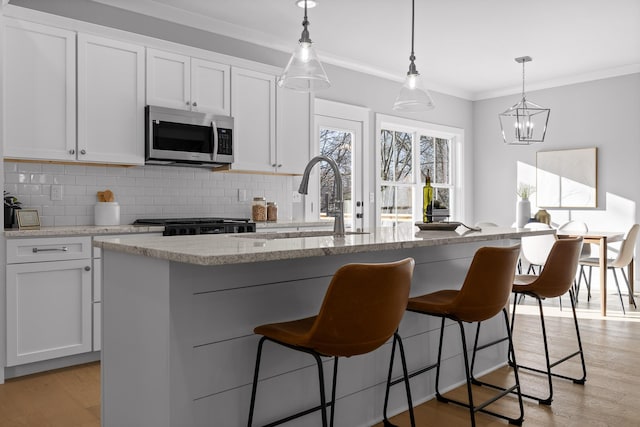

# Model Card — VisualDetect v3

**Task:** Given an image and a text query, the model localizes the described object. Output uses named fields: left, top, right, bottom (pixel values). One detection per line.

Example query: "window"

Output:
left=376, top=114, right=463, bottom=228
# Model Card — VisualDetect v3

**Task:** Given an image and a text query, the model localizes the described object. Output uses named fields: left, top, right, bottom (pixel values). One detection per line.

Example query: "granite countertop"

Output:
left=93, top=226, right=554, bottom=266
left=3, top=220, right=330, bottom=238
left=4, top=224, right=165, bottom=237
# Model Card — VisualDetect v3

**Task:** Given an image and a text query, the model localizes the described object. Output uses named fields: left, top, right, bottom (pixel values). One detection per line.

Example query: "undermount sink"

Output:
left=232, top=230, right=369, bottom=240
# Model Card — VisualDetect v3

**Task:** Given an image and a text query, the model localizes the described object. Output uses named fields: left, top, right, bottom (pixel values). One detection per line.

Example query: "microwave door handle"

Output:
left=211, top=121, right=218, bottom=161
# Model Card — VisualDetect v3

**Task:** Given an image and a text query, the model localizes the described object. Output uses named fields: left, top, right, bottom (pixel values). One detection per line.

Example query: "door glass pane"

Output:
left=320, top=127, right=353, bottom=228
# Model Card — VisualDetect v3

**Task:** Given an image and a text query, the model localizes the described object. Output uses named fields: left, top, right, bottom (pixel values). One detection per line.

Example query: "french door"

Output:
left=309, top=100, right=370, bottom=231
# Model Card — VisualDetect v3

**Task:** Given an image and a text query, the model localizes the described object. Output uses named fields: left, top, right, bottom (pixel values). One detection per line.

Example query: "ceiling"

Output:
left=92, top=0, right=640, bottom=100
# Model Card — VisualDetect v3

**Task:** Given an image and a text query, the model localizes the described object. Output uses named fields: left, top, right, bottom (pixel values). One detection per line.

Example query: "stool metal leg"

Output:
left=510, top=289, right=586, bottom=406
left=248, top=337, right=267, bottom=427
left=612, top=268, right=627, bottom=314
left=383, top=332, right=416, bottom=427
left=247, top=337, right=332, bottom=427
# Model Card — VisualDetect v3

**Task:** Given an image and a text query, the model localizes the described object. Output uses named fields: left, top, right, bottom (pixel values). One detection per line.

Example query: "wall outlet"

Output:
left=292, top=191, right=302, bottom=203
left=51, top=185, right=63, bottom=201
left=238, top=189, right=247, bottom=202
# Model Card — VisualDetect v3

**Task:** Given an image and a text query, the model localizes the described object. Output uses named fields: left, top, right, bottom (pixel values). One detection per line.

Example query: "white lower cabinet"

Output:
left=6, top=237, right=93, bottom=366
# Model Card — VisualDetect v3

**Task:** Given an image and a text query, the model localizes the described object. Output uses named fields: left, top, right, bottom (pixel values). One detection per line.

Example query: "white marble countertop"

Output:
left=4, top=224, right=165, bottom=237
left=93, top=226, right=554, bottom=266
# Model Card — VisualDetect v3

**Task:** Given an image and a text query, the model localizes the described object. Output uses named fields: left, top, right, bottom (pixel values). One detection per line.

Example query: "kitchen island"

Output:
left=94, top=225, right=552, bottom=427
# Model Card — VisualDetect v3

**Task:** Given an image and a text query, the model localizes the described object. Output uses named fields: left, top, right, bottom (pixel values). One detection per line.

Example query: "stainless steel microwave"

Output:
left=145, top=105, right=234, bottom=167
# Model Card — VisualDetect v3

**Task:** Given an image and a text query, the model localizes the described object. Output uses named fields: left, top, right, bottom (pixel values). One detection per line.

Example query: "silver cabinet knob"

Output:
left=277, top=164, right=282, bottom=168
left=84, top=266, right=91, bottom=271
left=69, top=149, right=75, bottom=155
left=186, top=101, right=191, bottom=106
left=80, top=149, right=86, bottom=155
left=192, top=101, right=198, bottom=107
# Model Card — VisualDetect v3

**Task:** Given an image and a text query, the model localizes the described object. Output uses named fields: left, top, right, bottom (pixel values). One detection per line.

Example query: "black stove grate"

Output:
left=134, top=217, right=256, bottom=236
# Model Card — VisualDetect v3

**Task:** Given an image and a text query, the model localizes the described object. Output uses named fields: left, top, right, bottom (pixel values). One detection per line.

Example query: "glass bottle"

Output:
left=252, top=197, right=267, bottom=222
left=422, top=170, right=434, bottom=223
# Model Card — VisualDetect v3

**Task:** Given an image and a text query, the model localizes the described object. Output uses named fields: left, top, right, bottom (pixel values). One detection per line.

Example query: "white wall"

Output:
left=473, top=73, right=640, bottom=231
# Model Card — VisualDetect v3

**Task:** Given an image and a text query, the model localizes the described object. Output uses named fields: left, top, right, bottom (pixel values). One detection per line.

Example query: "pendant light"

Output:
left=393, top=0, right=435, bottom=111
left=499, top=56, right=550, bottom=145
left=278, top=0, right=330, bottom=92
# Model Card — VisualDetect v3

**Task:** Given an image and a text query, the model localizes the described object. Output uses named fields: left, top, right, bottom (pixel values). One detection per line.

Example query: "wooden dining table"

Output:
left=557, top=230, right=628, bottom=316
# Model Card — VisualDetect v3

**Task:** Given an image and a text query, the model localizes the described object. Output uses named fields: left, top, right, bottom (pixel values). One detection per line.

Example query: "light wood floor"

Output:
left=0, top=290, right=637, bottom=426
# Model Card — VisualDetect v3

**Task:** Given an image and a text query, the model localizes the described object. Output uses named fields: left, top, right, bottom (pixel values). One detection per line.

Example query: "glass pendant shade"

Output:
left=393, top=70, right=435, bottom=111
left=393, top=0, right=435, bottom=112
left=278, top=41, right=330, bottom=91
left=499, top=98, right=550, bottom=145
left=278, top=0, right=330, bottom=92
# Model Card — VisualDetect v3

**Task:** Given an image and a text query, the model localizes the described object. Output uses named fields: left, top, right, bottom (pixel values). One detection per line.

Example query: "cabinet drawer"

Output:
left=7, top=236, right=91, bottom=264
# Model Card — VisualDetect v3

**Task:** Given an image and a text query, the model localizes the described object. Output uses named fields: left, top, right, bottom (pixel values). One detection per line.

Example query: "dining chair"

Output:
left=247, top=258, right=416, bottom=427
left=510, top=237, right=586, bottom=405
left=558, top=220, right=591, bottom=296
left=520, top=222, right=556, bottom=274
left=577, top=224, right=639, bottom=314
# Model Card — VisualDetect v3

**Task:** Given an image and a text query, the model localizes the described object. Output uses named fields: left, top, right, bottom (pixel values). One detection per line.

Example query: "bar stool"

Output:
left=510, top=237, right=586, bottom=405
left=386, top=245, right=524, bottom=427
left=247, top=258, right=416, bottom=427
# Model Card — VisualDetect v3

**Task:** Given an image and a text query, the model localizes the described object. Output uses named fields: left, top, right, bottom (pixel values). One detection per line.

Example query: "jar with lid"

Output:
left=267, top=202, right=278, bottom=222
left=252, top=197, right=267, bottom=222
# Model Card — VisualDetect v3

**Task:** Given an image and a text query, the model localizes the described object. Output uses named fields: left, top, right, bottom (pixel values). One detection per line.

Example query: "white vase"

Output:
left=516, top=198, right=531, bottom=228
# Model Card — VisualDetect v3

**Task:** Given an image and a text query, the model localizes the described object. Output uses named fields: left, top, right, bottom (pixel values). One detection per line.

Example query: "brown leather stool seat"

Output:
left=510, top=237, right=587, bottom=405
left=247, top=258, right=416, bottom=427
left=386, top=245, right=524, bottom=427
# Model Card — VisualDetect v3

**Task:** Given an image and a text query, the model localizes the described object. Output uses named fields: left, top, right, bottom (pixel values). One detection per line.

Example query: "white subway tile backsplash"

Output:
left=5, top=162, right=294, bottom=226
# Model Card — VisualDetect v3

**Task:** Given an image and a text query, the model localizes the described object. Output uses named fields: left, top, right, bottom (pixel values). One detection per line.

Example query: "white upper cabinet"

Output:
left=276, top=88, right=311, bottom=175
left=191, top=58, right=231, bottom=115
left=146, top=48, right=230, bottom=115
left=3, top=19, right=76, bottom=161
left=231, top=67, right=311, bottom=174
left=231, top=67, right=276, bottom=172
left=77, top=33, right=145, bottom=165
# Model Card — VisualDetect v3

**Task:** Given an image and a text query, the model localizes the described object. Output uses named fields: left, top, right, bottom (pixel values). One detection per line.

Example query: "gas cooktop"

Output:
left=133, top=217, right=256, bottom=236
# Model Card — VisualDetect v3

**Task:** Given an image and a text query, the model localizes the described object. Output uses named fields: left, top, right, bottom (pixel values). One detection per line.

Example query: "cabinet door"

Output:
left=231, top=67, right=276, bottom=172
left=191, top=58, right=230, bottom=115
left=3, top=19, right=76, bottom=161
left=146, top=48, right=191, bottom=110
left=276, top=88, right=311, bottom=175
left=6, top=259, right=92, bottom=366
left=77, top=34, right=145, bottom=164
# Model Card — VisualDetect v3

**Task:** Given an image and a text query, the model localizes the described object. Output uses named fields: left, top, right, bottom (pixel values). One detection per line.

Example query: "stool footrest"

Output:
left=474, top=335, right=509, bottom=352
left=437, top=386, right=524, bottom=426
left=514, top=360, right=587, bottom=384
left=261, top=402, right=334, bottom=427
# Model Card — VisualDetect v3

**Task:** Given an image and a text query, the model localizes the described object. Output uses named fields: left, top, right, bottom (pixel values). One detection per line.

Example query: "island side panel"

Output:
left=101, top=250, right=172, bottom=427
left=173, top=240, right=510, bottom=426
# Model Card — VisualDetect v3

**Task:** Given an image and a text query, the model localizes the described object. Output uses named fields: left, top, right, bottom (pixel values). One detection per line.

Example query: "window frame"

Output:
left=375, top=114, right=464, bottom=228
